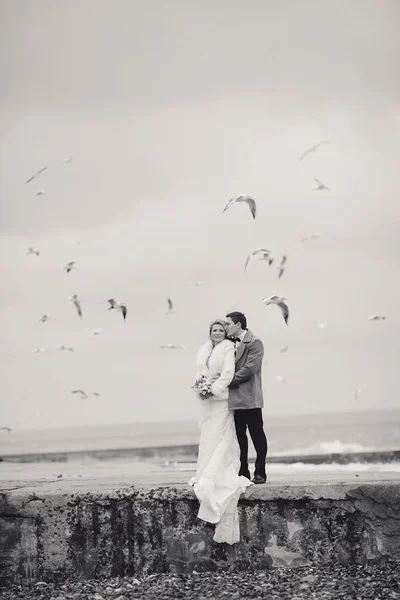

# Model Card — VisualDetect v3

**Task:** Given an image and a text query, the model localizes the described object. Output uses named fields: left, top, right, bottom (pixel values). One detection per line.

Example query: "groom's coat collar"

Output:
left=235, top=329, right=253, bottom=363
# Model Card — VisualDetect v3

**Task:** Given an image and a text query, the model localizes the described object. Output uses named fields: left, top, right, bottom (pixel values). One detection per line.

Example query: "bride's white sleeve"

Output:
left=210, top=345, right=235, bottom=397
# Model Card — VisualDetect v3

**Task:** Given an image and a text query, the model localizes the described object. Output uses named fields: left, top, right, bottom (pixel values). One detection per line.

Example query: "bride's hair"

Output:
left=209, top=319, right=229, bottom=339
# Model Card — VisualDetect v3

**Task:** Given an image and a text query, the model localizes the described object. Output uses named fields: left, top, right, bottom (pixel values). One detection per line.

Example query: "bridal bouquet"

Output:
left=191, top=375, right=214, bottom=400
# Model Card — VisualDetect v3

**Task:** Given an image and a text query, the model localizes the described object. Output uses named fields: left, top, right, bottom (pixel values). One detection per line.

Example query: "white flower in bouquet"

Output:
left=191, top=375, right=214, bottom=400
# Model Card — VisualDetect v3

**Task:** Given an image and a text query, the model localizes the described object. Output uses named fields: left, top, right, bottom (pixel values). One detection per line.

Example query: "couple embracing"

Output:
left=189, top=311, right=267, bottom=545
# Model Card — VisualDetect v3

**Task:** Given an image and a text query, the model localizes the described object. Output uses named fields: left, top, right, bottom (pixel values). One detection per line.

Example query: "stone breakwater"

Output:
left=0, top=479, right=399, bottom=587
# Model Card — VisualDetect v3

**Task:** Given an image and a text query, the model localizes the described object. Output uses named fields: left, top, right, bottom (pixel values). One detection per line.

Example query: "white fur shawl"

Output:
left=195, top=339, right=235, bottom=399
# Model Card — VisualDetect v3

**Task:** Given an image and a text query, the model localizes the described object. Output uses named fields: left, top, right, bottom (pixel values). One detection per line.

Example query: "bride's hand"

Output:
left=210, top=375, right=220, bottom=383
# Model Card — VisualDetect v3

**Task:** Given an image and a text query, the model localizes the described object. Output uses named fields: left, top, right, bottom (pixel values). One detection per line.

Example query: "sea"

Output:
left=1, top=409, right=400, bottom=473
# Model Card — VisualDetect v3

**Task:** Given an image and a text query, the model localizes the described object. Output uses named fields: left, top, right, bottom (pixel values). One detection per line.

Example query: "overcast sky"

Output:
left=1, top=0, right=399, bottom=431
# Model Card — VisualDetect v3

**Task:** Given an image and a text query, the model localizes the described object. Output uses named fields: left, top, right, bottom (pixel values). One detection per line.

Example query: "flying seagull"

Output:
left=58, top=345, right=74, bottom=352
left=32, top=348, right=45, bottom=353
left=166, top=297, right=176, bottom=315
left=313, top=177, right=329, bottom=191
left=189, top=281, right=204, bottom=286
left=301, top=234, right=320, bottom=243
left=0, top=426, right=12, bottom=433
left=244, top=249, right=273, bottom=273
left=63, top=158, right=73, bottom=163
left=260, top=295, right=289, bottom=325
left=27, top=247, right=40, bottom=256
left=64, top=261, right=76, bottom=273
left=71, top=390, right=100, bottom=400
left=26, top=166, right=47, bottom=184
left=68, top=294, right=82, bottom=318
left=318, top=322, right=327, bottom=329
left=39, top=314, right=51, bottom=323
left=89, top=328, right=101, bottom=337
left=258, top=252, right=274, bottom=266
left=368, top=315, right=386, bottom=321
left=277, top=255, right=287, bottom=279
left=280, top=345, right=288, bottom=353
left=298, top=141, right=329, bottom=161
left=276, top=375, right=287, bottom=384
left=223, top=195, right=257, bottom=219
left=106, top=299, right=127, bottom=321
left=71, top=389, right=86, bottom=399
left=160, top=344, right=187, bottom=351
left=34, top=190, right=46, bottom=196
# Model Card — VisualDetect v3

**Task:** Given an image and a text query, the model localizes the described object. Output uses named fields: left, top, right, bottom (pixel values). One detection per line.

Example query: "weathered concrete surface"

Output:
left=1, top=472, right=400, bottom=587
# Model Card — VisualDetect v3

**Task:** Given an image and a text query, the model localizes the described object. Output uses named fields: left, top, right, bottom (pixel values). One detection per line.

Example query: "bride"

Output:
left=189, top=319, right=253, bottom=544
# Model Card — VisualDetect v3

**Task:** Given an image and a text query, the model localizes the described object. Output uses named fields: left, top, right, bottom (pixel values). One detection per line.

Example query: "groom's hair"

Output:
left=226, top=311, right=247, bottom=330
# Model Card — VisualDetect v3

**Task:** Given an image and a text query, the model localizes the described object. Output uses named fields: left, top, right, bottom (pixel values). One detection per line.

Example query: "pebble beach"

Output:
left=2, top=563, right=400, bottom=600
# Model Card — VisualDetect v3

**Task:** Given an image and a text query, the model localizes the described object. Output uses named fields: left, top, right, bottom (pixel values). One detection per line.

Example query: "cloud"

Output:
left=1, top=0, right=399, bottom=114
left=0, top=0, right=399, bottom=429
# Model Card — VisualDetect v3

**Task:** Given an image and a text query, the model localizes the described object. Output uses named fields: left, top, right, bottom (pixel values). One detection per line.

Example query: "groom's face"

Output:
left=225, top=317, right=239, bottom=337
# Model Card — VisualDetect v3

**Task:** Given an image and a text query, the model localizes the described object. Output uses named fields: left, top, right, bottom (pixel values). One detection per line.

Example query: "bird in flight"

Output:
left=68, top=294, right=82, bottom=318
left=71, top=390, right=100, bottom=400
left=89, top=328, right=101, bottom=337
left=0, top=426, right=12, bottom=433
left=166, top=298, right=176, bottom=315
left=276, top=375, right=287, bottom=384
left=26, top=166, right=47, bottom=184
left=244, top=249, right=273, bottom=273
left=58, top=345, right=74, bottom=352
left=277, top=255, right=287, bottom=279
left=63, top=158, right=73, bottom=163
left=368, top=315, right=386, bottom=321
left=313, top=177, right=329, bottom=191
left=260, top=295, right=289, bottom=325
left=27, top=247, right=40, bottom=256
left=223, top=195, right=257, bottom=219
left=39, top=314, right=51, bottom=323
left=106, top=299, right=127, bottom=321
left=301, top=234, right=320, bottom=243
left=32, top=348, right=45, bottom=353
left=298, top=141, right=329, bottom=161
left=64, top=261, right=76, bottom=274
left=34, top=190, right=46, bottom=196
left=160, top=344, right=187, bottom=351
left=280, top=345, right=288, bottom=353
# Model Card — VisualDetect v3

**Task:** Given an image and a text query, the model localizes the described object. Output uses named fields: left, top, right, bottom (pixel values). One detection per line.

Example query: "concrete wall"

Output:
left=1, top=482, right=399, bottom=586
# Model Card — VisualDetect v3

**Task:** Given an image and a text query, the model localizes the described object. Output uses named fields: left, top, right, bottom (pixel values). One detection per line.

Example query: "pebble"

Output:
left=1, top=562, right=399, bottom=600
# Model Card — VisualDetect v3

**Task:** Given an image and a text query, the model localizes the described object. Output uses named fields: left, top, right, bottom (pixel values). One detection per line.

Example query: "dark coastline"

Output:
left=1, top=445, right=400, bottom=464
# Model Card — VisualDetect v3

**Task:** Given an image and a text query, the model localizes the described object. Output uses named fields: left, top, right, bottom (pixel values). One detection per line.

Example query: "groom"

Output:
left=225, top=311, right=268, bottom=484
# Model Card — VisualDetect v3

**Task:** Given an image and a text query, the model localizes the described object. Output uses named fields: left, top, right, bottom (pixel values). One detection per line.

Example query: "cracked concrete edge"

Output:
left=1, top=479, right=398, bottom=507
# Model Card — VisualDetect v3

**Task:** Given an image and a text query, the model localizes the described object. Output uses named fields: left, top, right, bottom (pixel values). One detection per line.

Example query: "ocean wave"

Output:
left=270, top=440, right=379, bottom=457
left=268, top=461, right=400, bottom=473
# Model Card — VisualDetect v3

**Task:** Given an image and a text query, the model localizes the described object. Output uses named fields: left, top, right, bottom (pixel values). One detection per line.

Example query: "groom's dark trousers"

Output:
left=227, top=329, right=268, bottom=480
left=234, top=408, right=267, bottom=480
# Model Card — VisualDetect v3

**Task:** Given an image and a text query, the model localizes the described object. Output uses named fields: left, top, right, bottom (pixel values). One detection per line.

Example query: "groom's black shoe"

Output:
left=252, top=475, right=267, bottom=484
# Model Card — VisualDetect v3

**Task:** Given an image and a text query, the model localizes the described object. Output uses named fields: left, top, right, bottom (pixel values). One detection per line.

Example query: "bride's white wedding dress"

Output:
left=189, top=339, right=253, bottom=544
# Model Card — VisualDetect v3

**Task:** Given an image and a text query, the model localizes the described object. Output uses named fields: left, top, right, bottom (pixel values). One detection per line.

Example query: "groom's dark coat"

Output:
left=228, top=329, right=264, bottom=410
